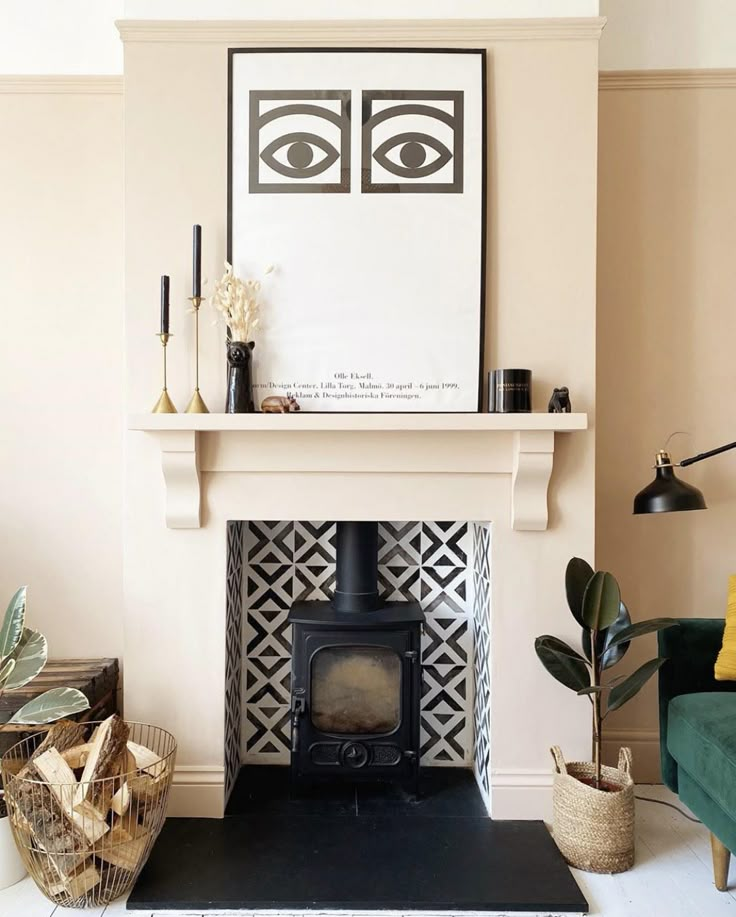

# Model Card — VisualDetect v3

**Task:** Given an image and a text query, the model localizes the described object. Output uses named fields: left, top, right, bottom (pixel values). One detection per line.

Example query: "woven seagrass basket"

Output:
left=550, top=745, right=635, bottom=874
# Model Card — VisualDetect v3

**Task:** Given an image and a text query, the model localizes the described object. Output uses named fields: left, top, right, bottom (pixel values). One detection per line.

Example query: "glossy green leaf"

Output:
left=0, top=586, right=27, bottom=660
left=535, top=636, right=590, bottom=692
left=600, top=602, right=634, bottom=669
left=566, top=558, right=595, bottom=627
left=582, top=572, right=621, bottom=632
left=8, top=687, right=89, bottom=725
left=606, top=618, right=679, bottom=651
left=582, top=600, right=632, bottom=667
left=606, top=657, right=667, bottom=714
left=4, top=628, right=47, bottom=690
left=0, top=657, right=16, bottom=688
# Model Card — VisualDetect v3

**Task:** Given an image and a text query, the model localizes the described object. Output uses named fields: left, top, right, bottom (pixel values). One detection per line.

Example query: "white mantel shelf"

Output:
left=128, top=412, right=588, bottom=531
left=129, top=412, right=587, bottom=433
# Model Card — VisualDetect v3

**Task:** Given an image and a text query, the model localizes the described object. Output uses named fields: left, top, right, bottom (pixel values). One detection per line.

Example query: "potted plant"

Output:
left=0, top=586, right=90, bottom=890
left=535, top=558, right=678, bottom=874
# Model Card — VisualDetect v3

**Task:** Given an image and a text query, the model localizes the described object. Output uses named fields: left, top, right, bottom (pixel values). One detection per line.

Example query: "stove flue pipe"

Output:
left=332, top=521, right=380, bottom=613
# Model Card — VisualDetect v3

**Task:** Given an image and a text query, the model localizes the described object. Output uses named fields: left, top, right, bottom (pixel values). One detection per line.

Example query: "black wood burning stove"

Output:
left=288, top=522, right=424, bottom=793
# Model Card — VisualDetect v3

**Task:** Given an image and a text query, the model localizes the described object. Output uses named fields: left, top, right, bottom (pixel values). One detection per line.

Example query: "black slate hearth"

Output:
left=127, top=767, right=588, bottom=913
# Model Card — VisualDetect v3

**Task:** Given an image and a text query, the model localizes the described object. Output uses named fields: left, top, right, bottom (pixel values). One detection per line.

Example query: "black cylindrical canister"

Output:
left=490, top=369, right=532, bottom=413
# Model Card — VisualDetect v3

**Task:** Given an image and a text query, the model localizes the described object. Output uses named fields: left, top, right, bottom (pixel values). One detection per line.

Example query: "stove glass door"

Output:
left=310, top=644, right=401, bottom=735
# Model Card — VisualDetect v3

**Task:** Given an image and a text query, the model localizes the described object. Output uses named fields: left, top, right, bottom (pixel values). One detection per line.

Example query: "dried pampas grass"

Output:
left=209, top=262, right=273, bottom=342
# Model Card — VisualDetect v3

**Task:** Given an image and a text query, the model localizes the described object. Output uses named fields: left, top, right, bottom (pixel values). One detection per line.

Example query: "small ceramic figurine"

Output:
left=261, top=395, right=301, bottom=413
left=548, top=387, right=572, bottom=413
left=226, top=340, right=256, bottom=413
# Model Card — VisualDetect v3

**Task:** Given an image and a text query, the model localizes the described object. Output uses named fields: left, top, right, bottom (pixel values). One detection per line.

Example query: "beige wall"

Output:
left=597, top=76, right=736, bottom=779
left=0, top=83, right=124, bottom=659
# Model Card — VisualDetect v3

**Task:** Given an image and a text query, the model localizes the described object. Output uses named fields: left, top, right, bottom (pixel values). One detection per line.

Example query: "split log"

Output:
left=78, top=714, right=129, bottom=816
left=8, top=720, right=93, bottom=877
left=12, top=775, right=90, bottom=877
left=32, top=720, right=88, bottom=759
left=128, top=772, right=167, bottom=807
left=127, top=740, right=167, bottom=778
left=32, top=748, right=108, bottom=845
left=16, top=720, right=87, bottom=780
left=112, top=806, right=148, bottom=840
left=46, top=859, right=101, bottom=900
left=60, top=743, right=95, bottom=769
left=110, top=780, right=130, bottom=817
left=96, top=823, right=148, bottom=872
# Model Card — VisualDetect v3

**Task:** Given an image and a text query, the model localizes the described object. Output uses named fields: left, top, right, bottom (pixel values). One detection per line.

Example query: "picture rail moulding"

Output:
left=115, top=18, right=607, bottom=45
left=599, top=69, right=736, bottom=91
left=128, top=412, right=588, bottom=532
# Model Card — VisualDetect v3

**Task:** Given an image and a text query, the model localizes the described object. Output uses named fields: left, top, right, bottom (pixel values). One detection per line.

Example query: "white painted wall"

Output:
left=600, top=0, right=736, bottom=70
left=0, top=87, right=124, bottom=659
left=0, top=1, right=123, bottom=75
left=123, top=1, right=599, bottom=20
left=6, top=1, right=736, bottom=76
left=0, top=1, right=599, bottom=75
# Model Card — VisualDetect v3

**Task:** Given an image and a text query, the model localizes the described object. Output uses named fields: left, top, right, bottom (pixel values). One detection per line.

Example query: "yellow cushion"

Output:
left=715, top=575, right=736, bottom=680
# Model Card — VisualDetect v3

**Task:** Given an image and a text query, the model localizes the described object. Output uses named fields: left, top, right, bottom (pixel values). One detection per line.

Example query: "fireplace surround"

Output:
left=122, top=15, right=600, bottom=821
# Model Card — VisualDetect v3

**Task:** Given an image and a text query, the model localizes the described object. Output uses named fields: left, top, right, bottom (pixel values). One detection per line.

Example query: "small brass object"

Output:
left=185, top=295, right=209, bottom=414
left=152, top=332, right=177, bottom=414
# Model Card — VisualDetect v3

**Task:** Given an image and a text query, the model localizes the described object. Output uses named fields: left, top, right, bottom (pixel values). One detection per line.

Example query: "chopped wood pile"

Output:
left=4, top=715, right=169, bottom=901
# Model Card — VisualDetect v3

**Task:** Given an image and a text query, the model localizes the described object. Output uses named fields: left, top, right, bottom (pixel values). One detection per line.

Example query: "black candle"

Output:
left=192, top=224, right=202, bottom=298
left=160, top=274, right=170, bottom=334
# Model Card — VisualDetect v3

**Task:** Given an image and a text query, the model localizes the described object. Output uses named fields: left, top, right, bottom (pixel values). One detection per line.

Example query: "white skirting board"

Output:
left=167, top=764, right=226, bottom=818
left=491, top=770, right=554, bottom=822
left=167, top=764, right=563, bottom=820
left=166, top=736, right=663, bottom=820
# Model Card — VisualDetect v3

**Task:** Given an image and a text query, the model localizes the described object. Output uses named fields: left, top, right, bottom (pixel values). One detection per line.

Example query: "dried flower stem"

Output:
left=210, top=261, right=271, bottom=342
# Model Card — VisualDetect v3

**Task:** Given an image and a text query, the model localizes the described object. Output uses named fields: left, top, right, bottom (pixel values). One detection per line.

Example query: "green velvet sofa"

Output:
left=659, top=619, right=736, bottom=890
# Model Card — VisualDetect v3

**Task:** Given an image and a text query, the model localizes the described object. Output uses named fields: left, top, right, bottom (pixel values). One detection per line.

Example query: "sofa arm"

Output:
left=658, top=619, right=734, bottom=790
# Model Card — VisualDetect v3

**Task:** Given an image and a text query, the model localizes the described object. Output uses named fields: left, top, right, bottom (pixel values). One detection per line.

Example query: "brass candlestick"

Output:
left=185, top=295, right=209, bottom=413
left=152, top=332, right=177, bottom=413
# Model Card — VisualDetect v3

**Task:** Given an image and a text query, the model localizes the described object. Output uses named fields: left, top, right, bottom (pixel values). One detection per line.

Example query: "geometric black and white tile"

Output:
left=224, top=521, right=245, bottom=804
left=236, top=520, right=491, bottom=774
left=471, top=522, right=492, bottom=809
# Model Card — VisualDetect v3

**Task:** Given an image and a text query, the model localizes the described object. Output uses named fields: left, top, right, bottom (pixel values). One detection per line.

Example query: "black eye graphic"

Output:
left=362, top=92, right=463, bottom=194
left=372, top=132, right=452, bottom=179
left=260, top=131, right=340, bottom=179
left=250, top=92, right=351, bottom=194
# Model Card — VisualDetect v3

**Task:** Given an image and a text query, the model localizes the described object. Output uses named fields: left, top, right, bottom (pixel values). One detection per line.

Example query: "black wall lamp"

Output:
left=633, top=440, right=736, bottom=514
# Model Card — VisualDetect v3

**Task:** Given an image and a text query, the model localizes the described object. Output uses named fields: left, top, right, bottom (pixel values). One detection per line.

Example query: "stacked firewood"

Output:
left=4, top=715, right=169, bottom=900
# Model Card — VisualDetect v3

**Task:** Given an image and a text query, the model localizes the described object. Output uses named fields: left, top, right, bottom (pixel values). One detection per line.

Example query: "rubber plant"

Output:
left=0, top=586, right=89, bottom=817
left=535, top=558, right=678, bottom=789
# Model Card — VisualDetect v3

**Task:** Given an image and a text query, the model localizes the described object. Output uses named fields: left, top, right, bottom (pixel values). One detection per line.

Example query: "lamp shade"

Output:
left=633, top=458, right=707, bottom=515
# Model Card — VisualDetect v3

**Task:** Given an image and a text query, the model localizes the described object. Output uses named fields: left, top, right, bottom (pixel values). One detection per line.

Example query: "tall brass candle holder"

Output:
left=185, top=295, right=209, bottom=413
left=152, top=332, right=177, bottom=413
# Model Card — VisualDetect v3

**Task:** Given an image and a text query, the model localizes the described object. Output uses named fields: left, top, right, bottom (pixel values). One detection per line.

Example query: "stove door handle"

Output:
left=291, top=695, right=306, bottom=752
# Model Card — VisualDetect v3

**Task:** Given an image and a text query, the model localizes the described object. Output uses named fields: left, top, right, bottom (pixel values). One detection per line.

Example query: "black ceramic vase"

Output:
left=226, top=340, right=256, bottom=413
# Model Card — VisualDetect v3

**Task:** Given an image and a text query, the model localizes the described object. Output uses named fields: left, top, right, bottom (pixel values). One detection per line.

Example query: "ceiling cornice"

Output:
left=115, top=17, right=606, bottom=44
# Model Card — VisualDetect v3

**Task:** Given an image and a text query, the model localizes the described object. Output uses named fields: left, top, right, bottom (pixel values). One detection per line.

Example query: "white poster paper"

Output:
left=229, top=50, right=485, bottom=412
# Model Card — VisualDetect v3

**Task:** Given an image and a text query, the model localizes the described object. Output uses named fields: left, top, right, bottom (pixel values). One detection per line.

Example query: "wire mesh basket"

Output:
left=1, top=721, right=176, bottom=908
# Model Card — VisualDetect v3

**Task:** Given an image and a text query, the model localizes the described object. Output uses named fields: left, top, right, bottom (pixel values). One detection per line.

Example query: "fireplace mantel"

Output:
left=128, top=412, right=587, bottom=532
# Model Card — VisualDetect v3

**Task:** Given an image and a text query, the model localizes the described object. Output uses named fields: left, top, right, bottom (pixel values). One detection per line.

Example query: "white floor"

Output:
left=0, top=787, right=733, bottom=917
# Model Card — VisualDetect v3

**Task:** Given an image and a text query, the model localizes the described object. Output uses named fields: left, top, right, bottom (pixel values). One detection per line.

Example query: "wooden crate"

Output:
left=0, top=658, right=119, bottom=755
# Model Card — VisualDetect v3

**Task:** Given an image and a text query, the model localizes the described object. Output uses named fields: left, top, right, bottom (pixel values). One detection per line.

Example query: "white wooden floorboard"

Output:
left=0, top=787, right=731, bottom=917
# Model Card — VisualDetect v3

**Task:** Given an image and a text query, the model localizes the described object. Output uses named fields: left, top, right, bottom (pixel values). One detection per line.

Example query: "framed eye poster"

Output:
left=228, top=49, right=486, bottom=412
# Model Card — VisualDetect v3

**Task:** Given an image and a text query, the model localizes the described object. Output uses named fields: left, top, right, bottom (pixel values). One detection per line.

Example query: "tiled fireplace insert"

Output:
left=224, top=520, right=492, bottom=808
